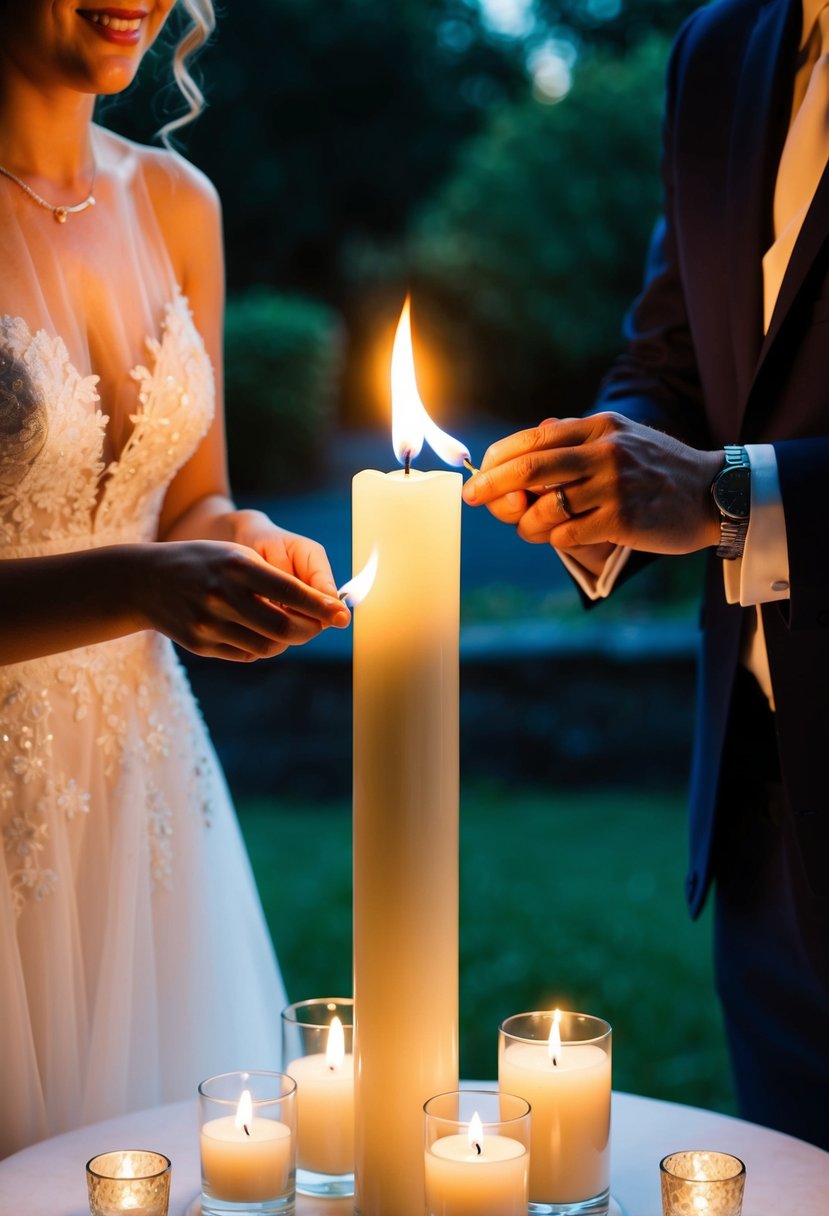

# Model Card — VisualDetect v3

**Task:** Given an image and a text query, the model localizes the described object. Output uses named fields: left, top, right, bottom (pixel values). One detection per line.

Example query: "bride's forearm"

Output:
left=160, top=497, right=274, bottom=549
left=158, top=493, right=238, bottom=542
left=0, top=545, right=153, bottom=666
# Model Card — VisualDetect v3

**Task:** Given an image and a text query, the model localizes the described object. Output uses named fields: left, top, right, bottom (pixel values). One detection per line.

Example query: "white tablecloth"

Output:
left=1, top=1091, right=826, bottom=1216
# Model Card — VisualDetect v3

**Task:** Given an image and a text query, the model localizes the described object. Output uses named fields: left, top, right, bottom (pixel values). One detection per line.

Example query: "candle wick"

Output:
left=243, top=1123, right=251, bottom=1137
left=404, top=452, right=411, bottom=476
left=474, top=1141, right=482, bottom=1156
left=552, top=1056, right=559, bottom=1068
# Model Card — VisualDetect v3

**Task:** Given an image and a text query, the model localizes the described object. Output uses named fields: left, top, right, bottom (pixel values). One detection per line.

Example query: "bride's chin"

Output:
left=88, top=55, right=145, bottom=96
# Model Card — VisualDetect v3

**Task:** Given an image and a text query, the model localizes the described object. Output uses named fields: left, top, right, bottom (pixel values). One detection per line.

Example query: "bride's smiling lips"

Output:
left=77, top=7, right=149, bottom=46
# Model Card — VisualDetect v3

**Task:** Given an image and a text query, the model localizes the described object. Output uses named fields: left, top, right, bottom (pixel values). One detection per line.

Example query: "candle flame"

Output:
left=326, top=1015, right=345, bottom=1070
left=548, top=1008, right=562, bottom=1067
left=235, top=1088, right=253, bottom=1136
left=390, top=296, right=471, bottom=469
left=337, top=547, right=378, bottom=607
left=115, top=1153, right=140, bottom=1208
left=468, top=1111, right=484, bottom=1156
left=391, top=296, right=424, bottom=466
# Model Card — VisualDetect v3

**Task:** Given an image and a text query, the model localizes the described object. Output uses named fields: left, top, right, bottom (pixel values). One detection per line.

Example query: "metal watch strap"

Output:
left=715, top=445, right=750, bottom=561
left=717, top=517, right=747, bottom=560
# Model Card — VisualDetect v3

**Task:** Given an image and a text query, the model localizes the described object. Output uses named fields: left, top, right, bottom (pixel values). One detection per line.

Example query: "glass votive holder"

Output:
left=660, top=1150, right=746, bottom=1216
left=86, top=1150, right=171, bottom=1216
left=499, top=1010, right=612, bottom=1216
left=198, top=1070, right=297, bottom=1216
left=424, top=1089, right=530, bottom=1216
left=281, top=997, right=354, bottom=1198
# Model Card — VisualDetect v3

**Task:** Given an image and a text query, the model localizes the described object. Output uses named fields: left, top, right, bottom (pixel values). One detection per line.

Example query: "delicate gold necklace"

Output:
left=0, top=162, right=96, bottom=223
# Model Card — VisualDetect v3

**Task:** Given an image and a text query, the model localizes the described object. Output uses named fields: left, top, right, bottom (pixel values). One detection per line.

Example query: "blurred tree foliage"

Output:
left=100, top=0, right=703, bottom=428
left=101, top=0, right=524, bottom=297
left=224, top=290, right=342, bottom=493
left=348, top=35, right=671, bottom=423
left=533, top=0, right=698, bottom=50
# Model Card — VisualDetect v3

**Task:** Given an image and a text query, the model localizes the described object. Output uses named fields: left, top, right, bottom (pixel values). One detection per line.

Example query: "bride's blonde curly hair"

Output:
left=159, top=0, right=217, bottom=147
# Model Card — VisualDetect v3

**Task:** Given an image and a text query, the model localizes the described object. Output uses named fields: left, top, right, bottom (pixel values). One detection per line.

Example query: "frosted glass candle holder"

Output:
left=660, top=1150, right=746, bottom=1216
left=198, top=1071, right=296, bottom=1216
left=281, top=997, right=354, bottom=1198
left=499, top=1010, right=612, bottom=1216
left=86, top=1150, right=171, bottom=1216
left=424, top=1089, right=530, bottom=1216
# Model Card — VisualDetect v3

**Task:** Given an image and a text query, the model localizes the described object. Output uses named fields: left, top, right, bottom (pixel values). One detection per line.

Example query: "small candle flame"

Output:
left=390, top=296, right=470, bottom=469
left=116, top=1154, right=136, bottom=1179
left=548, top=1008, right=562, bottom=1067
left=422, top=415, right=472, bottom=469
left=468, top=1111, right=484, bottom=1156
left=326, top=1015, right=345, bottom=1071
left=115, top=1153, right=140, bottom=1209
left=235, top=1088, right=253, bottom=1137
left=338, top=547, right=378, bottom=607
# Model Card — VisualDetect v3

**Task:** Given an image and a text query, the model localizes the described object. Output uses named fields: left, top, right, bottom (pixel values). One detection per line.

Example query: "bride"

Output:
left=0, top=0, right=350, bottom=1158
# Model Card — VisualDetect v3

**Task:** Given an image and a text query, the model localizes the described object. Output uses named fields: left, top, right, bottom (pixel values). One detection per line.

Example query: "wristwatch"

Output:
left=711, top=445, right=751, bottom=560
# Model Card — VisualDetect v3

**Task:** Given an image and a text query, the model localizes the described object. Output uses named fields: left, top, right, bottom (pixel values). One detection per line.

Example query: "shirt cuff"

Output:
left=558, top=545, right=632, bottom=601
left=722, top=444, right=790, bottom=605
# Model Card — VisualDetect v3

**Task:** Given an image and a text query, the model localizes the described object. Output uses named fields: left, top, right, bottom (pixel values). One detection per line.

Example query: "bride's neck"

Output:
left=0, top=79, right=96, bottom=184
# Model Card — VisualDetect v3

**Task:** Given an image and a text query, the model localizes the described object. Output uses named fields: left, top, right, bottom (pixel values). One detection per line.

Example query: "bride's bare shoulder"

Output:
left=96, top=127, right=221, bottom=277
left=97, top=126, right=218, bottom=204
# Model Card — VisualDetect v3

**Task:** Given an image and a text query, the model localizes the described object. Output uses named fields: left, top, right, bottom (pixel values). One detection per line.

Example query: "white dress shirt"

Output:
left=559, top=447, right=789, bottom=707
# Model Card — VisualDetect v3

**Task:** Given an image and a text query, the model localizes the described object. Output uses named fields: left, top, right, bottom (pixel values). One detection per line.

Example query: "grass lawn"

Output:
left=238, top=785, right=735, bottom=1115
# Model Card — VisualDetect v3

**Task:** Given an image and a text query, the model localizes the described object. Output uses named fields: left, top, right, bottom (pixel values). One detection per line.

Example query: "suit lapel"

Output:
left=756, top=159, right=829, bottom=369
left=727, top=0, right=800, bottom=426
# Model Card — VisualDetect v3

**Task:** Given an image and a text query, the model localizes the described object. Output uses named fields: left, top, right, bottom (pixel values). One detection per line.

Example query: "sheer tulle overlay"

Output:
left=0, top=128, right=286, bottom=1158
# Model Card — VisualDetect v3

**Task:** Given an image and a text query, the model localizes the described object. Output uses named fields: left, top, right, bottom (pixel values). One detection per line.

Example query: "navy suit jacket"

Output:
left=592, top=0, right=829, bottom=915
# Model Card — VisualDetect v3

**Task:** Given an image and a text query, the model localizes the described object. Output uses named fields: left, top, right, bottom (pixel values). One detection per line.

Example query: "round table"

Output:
left=1, top=1090, right=826, bottom=1216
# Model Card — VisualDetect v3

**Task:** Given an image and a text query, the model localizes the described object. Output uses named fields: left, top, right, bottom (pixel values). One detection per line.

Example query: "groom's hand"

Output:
left=463, top=412, right=722, bottom=556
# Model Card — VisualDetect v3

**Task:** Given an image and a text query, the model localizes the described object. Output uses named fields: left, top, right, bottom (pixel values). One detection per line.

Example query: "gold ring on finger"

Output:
left=549, top=484, right=573, bottom=520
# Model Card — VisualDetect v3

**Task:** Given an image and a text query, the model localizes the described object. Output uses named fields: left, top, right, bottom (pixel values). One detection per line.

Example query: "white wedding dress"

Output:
left=0, top=129, right=287, bottom=1158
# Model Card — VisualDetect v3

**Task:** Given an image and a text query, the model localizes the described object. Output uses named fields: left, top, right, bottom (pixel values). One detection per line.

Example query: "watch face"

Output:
left=714, top=466, right=751, bottom=519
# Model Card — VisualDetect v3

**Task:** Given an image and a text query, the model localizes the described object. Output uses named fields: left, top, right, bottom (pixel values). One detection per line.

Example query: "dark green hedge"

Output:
left=224, top=290, right=343, bottom=494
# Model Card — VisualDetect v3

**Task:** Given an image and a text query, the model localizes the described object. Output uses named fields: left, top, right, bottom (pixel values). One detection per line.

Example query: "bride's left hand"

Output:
left=228, top=509, right=348, bottom=630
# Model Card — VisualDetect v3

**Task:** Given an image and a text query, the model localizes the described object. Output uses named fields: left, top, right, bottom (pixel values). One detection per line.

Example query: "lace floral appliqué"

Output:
left=0, top=294, right=218, bottom=916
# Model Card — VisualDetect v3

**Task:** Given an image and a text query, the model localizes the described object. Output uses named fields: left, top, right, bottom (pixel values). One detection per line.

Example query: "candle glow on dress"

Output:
left=352, top=296, right=464, bottom=1216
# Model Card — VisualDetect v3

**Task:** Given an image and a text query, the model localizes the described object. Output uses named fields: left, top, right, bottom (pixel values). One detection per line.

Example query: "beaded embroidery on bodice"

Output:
left=0, top=292, right=216, bottom=916
left=0, top=290, right=213, bottom=554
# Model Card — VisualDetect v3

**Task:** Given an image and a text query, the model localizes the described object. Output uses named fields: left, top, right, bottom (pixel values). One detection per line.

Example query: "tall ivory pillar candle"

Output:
left=352, top=466, right=461, bottom=1216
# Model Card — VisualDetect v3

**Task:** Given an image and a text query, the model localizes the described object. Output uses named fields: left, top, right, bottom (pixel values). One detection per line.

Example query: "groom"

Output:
left=463, top=0, right=829, bottom=1150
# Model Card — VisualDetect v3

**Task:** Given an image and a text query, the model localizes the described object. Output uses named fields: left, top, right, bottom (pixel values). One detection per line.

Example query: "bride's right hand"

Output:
left=132, top=540, right=351, bottom=662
